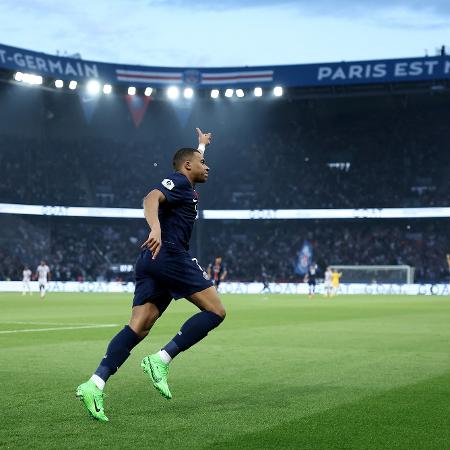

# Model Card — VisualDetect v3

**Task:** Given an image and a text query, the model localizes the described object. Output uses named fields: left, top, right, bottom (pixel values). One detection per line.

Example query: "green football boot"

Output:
left=141, top=354, right=172, bottom=400
left=76, top=380, right=109, bottom=422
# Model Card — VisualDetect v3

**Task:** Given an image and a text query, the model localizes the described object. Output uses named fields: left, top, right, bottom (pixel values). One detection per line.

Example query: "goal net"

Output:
left=329, top=265, right=415, bottom=284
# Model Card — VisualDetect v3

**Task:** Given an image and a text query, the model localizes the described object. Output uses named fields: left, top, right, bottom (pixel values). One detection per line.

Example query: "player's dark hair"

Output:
left=172, top=148, right=200, bottom=170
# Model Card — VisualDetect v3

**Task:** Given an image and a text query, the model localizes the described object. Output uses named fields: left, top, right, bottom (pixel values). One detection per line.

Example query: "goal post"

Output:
left=329, top=265, right=415, bottom=284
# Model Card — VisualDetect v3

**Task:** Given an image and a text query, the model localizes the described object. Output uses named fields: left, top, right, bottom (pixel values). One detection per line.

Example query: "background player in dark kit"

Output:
left=305, top=263, right=318, bottom=298
left=76, top=128, right=226, bottom=422
left=207, top=256, right=228, bottom=288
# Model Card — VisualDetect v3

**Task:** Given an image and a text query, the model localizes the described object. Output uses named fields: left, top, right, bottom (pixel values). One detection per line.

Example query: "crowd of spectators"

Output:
left=0, top=85, right=449, bottom=284
left=0, top=217, right=448, bottom=283
left=0, top=89, right=449, bottom=209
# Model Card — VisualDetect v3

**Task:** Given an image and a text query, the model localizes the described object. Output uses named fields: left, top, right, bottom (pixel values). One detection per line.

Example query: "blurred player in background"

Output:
left=36, top=260, right=50, bottom=299
left=76, top=128, right=225, bottom=423
left=304, top=263, right=318, bottom=298
left=261, top=266, right=271, bottom=293
left=207, top=256, right=227, bottom=289
left=323, top=266, right=332, bottom=298
left=331, top=269, right=342, bottom=297
left=22, top=265, right=32, bottom=296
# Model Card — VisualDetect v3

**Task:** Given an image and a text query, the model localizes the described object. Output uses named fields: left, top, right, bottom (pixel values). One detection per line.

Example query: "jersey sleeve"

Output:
left=153, top=174, right=188, bottom=204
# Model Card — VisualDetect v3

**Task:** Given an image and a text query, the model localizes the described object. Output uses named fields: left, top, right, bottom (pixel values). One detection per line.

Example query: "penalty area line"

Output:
left=0, top=324, right=119, bottom=334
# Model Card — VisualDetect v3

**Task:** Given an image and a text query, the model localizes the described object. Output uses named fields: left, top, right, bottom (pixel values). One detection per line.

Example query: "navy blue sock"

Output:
left=94, top=325, right=142, bottom=382
left=162, top=311, right=224, bottom=359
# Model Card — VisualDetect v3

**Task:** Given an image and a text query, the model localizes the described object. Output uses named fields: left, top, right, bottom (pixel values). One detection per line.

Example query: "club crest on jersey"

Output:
left=162, top=179, right=175, bottom=190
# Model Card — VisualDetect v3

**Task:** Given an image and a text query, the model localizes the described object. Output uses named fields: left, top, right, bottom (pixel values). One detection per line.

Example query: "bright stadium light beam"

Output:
left=167, top=86, right=180, bottom=100
left=69, top=80, right=77, bottom=90
left=144, top=87, right=153, bottom=97
left=14, top=72, right=23, bottom=82
left=225, top=88, right=234, bottom=98
left=274, top=86, right=283, bottom=97
left=55, top=80, right=64, bottom=88
left=236, top=89, right=245, bottom=98
left=103, top=84, right=112, bottom=94
left=210, top=89, right=220, bottom=99
left=21, top=73, right=42, bottom=85
left=22, top=73, right=32, bottom=84
left=87, top=80, right=100, bottom=95
left=254, top=87, right=262, bottom=97
left=183, top=87, right=194, bottom=99
left=128, top=86, right=136, bottom=96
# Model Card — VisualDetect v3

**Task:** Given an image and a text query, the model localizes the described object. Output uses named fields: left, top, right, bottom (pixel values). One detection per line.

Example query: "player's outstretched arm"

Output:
left=196, top=127, right=212, bottom=155
left=141, top=189, right=165, bottom=259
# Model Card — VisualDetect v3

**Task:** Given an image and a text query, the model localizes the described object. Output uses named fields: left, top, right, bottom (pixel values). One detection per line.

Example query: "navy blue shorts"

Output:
left=132, top=245, right=213, bottom=314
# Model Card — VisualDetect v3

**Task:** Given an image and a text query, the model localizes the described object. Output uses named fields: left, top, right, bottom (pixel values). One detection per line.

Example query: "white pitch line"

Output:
left=0, top=321, right=113, bottom=326
left=0, top=324, right=119, bottom=334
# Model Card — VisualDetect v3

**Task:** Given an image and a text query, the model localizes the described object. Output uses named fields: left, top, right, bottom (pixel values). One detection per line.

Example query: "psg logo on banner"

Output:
left=125, top=95, right=152, bottom=128
left=183, top=70, right=201, bottom=85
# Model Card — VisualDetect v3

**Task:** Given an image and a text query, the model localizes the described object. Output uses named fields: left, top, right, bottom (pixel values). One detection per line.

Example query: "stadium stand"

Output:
left=0, top=53, right=449, bottom=285
left=0, top=85, right=449, bottom=209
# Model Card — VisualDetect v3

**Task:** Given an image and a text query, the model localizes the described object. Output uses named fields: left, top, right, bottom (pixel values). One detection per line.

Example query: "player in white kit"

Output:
left=323, top=266, right=332, bottom=298
left=22, top=266, right=32, bottom=296
left=36, top=260, right=50, bottom=299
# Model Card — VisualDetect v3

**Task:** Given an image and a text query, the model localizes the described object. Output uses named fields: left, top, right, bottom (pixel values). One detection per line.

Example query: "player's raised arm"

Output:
left=196, top=127, right=212, bottom=155
left=141, top=189, right=166, bottom=259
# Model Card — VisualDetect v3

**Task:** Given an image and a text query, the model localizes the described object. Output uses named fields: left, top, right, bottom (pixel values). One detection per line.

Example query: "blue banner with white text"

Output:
left=1, top=43, right=450, bottom=88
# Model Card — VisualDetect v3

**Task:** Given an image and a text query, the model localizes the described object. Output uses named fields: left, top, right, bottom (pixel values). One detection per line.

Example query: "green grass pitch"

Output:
left=1, top=292, right=449, bottom=449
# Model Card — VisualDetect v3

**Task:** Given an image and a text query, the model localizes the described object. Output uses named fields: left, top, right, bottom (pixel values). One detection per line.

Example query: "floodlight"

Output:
left=69, top=80, right=77, bottom=90
left=14, top=72, right=23, bottom=82
left=210, top=89, right=219, bottom=99
left=167, top=86, right=180, bottom=99
left=254, top=87, right=262, bottom=97
left=144, top=87, right=153, bottom=97
left=236, top=89, right=244, bottom=98
left=87, top=80, right=100, bottom=94
left=224, top=89, right=233, bottom=98
left=184, top=87, right=194, bottom=99
left=128, top=86, right=136, bottom=96
left=55, top=80, right=64, bottom=88
left=103, top=84, right=112, bottom=94
left=274, top=86, right=283, bottom=97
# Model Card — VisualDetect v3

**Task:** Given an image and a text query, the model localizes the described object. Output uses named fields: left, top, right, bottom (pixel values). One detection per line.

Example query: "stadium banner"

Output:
left=1, top=281, right=449, bottom=296
left=1, top=203, right=450, bottom=219
left=1, top=43, right=450, bottom=88
left=78, top=91, right=100, bottom=123
left=295, top=240, right=312, bottom=275
left=125, top=95, right=152, bottom=128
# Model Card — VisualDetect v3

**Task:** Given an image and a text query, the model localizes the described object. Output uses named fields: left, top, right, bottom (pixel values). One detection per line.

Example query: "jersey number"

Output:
left=191, top=258, right=204, bottom=272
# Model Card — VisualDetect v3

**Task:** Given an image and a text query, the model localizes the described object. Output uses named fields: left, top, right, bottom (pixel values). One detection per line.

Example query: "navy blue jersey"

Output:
left=307, top=266, right=317, bottom=282
left=208, top=262, right=226, bottom=283
left=153, top=172, right=198, bottom=250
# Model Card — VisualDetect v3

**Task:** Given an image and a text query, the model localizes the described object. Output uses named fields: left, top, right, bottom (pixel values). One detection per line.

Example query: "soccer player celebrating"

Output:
left=76, top=128, right=226, bottom=422
left=36, top=260, right=50, bottom=299
left=207, top=256, right=227, bottom=289
left=22, top=265, right=32, bottom=296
